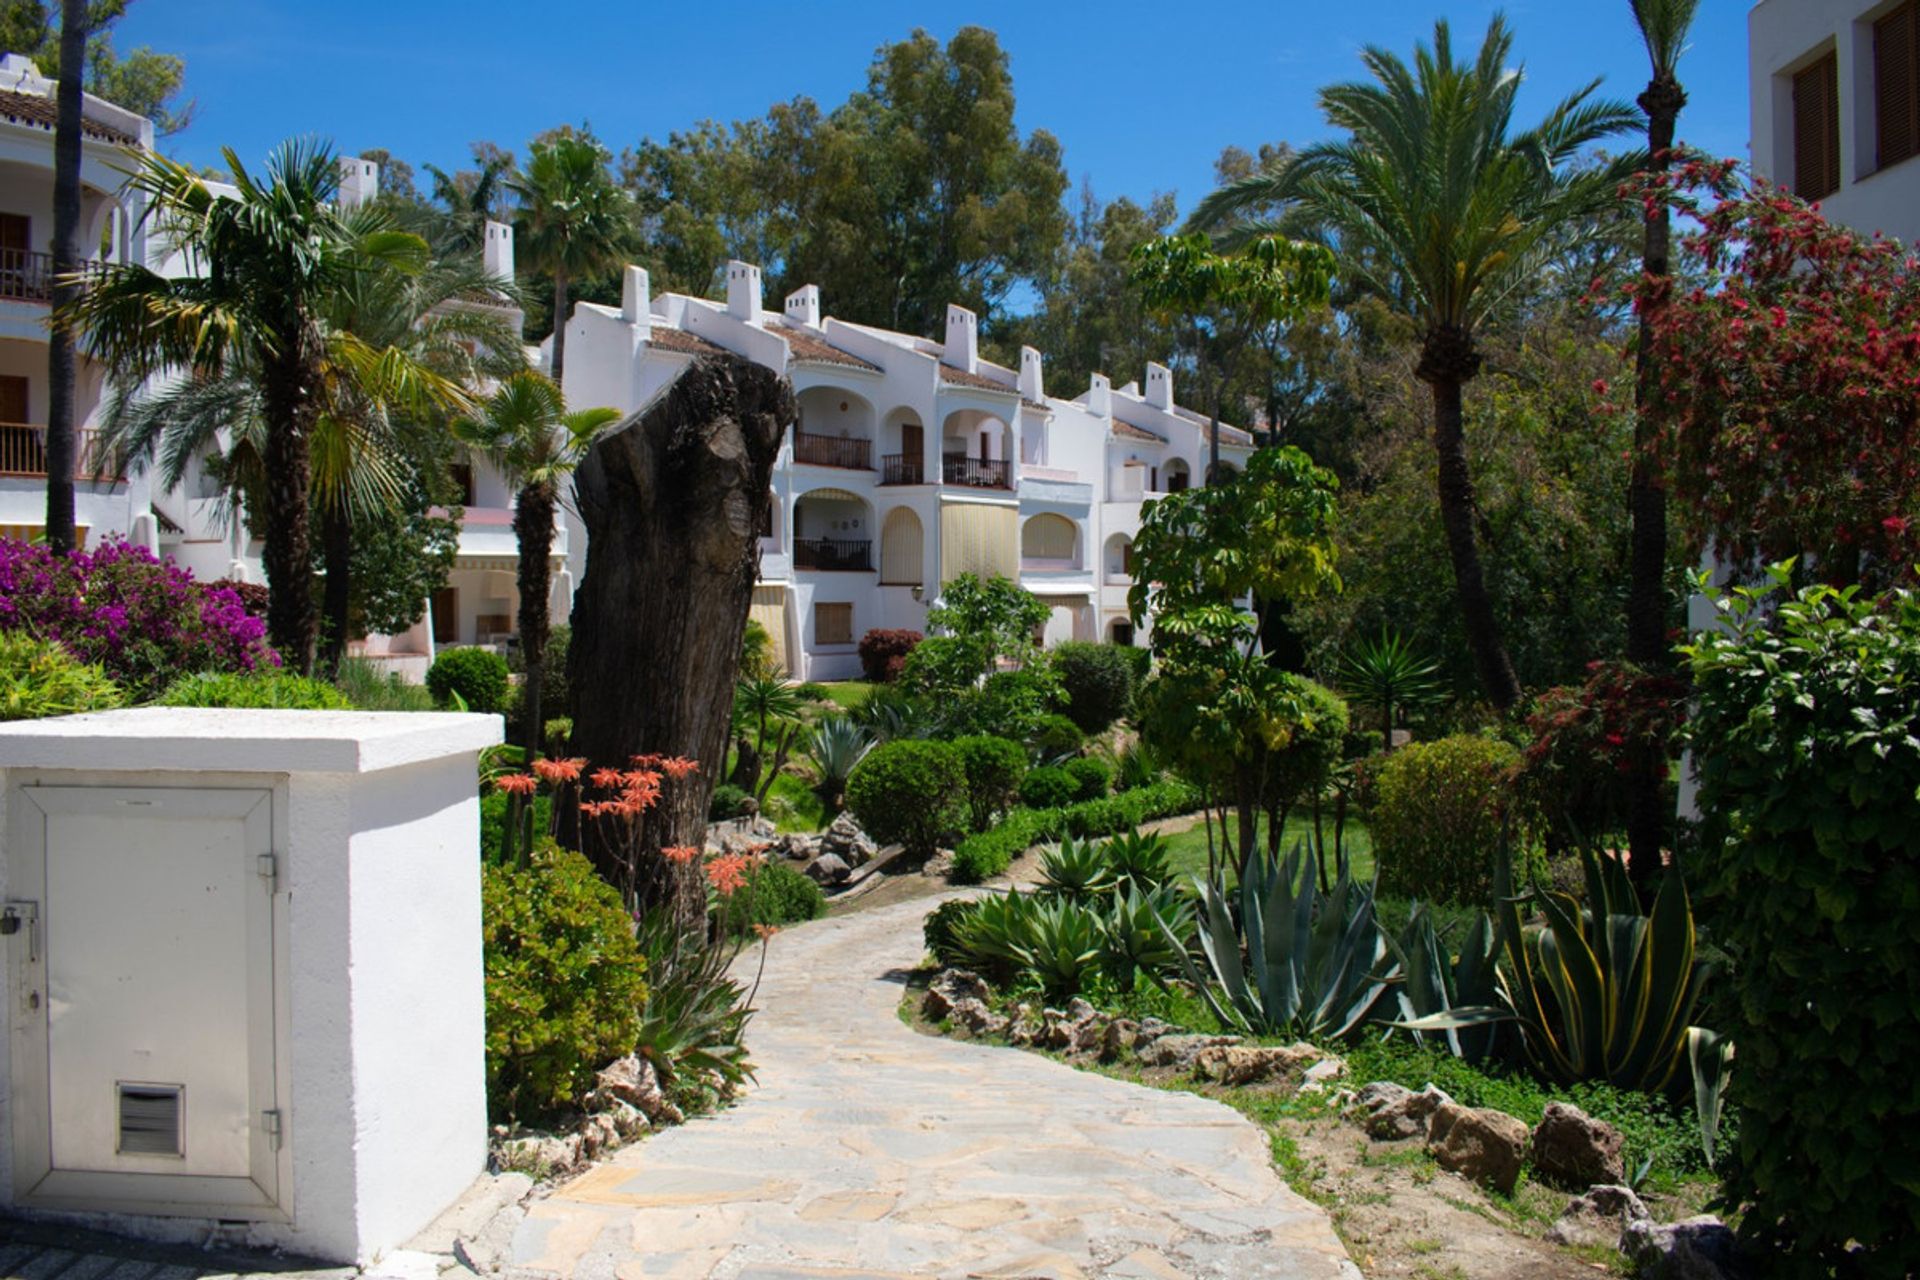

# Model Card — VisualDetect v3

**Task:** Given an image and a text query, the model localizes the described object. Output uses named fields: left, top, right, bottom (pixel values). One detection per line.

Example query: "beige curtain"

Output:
left=940, top=501, right=1018, bottom=583
left=879, top=506, right=924, bottom=585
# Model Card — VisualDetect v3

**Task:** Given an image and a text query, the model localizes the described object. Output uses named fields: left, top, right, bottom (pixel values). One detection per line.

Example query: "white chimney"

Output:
left=726, top=260, right=763, bottom=324
left=483, top=221, right=514, bottom=283
left=784, top=284, right=821, bottom=328
left=338, top=156, right=379, bottom=209
left=621, top=265, right=652, bottom=339
left=1145, top=361, right=1174, bottom=411
left=1087, top=372, right=1112, bottom=418
left=943, top=304, right=979, bottom=373
left=1019, top=346, right=1044, bottom=402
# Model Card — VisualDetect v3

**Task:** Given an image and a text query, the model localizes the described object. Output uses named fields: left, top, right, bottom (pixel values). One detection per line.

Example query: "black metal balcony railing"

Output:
left=794, top=537, right=873, bottom=572
left=942, top=455, right=1012, bottom=489
left=0, top=248, right=107, bottom=304
left=880, top=453, right=925, bottom=485
left=0, top=424, right=120, bottom=480
left=793, top=430, right=872, bottom=470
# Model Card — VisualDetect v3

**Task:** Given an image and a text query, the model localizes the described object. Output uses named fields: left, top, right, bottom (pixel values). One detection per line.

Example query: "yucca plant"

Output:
left=1101, top=830, right=1174, bottom=891
left=1385, top=904, right=1504, bottom=1063
left=1336, top=628, right=1444, bottom=751
left=1103, top=883, right=1193, bottom=991
left=1165, top=841, right=1396, bottom=1040
left=1036, top=838, right=1114, bottom=901
left=807, top=714, right=874, bottom=815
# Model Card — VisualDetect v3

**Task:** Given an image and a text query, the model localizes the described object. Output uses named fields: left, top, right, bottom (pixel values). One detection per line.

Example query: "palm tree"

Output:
left=42, top=0, right=89, bottom=553
left=420, top=152, right=512, bottom=255
left=509, top=134, right=629, bottom=388
left=457, top=372, right=617, bottom=753
left=1190, top=17, right=1640, bottom=711
left=1622, top=0, right=1698, bottom=894
left=65, top=139, right=432, bottom=672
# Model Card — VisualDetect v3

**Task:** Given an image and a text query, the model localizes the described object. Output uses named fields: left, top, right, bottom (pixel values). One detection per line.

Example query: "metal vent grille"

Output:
left=117, top=1084, right=183, bottom=1156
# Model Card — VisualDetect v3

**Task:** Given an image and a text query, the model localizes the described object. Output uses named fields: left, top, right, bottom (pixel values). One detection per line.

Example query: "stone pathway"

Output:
left=510, top=895, right=1358, bottom=1280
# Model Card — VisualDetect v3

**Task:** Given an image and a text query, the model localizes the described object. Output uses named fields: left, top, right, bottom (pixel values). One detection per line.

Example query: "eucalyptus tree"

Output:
left=456, top=372, right=617, bottom=753
left=1190, top=17, right=1640, bottom=710
left=509, top=133, right=629, bottom=387
left=66, top=139, right=435, bottom=671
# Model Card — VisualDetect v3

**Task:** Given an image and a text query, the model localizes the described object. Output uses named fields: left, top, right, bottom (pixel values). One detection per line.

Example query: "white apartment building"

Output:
left=1750, top=0, right=1920, bottom=242
left=560, top=261, right=1252, bottom=680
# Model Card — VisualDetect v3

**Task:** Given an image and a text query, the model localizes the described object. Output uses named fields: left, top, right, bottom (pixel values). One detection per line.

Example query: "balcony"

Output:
left=881, top=453, right=925, bottom=485
left=942, top=455, right=1011, bottom=490
left=0, top=424, right=119, bottom=480
left=794, top=536, right=873, bottom=572
left=793, top=430, right=872, bottom=471
left=0, top=249, right=106, bottom=305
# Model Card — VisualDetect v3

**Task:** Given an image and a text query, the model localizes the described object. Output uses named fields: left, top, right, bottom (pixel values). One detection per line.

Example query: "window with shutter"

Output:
left=814, top=602, right=853, bottom=646
left=1794, top=51, right=1842, bottom=199
left=1878, top=1, right=1920, bottom=171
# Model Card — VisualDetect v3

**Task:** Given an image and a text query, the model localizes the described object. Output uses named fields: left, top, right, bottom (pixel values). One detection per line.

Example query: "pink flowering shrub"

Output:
left=0, top=537, right=276, bottom=700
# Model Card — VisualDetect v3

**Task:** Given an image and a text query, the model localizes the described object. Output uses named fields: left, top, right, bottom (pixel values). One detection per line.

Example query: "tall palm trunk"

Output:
left=548, top=269, right=570, bottom=388
left=43, top=0, right=89, bottom=554
left=1420, top=325, right=1522, bottom=711
left=260, top=339, right=321, bottom=673
left=1625, top=74, right=1688, bottom=895
left=318, top=500, right=353, bottom=679
left=514, top=482, right=555, bottom=756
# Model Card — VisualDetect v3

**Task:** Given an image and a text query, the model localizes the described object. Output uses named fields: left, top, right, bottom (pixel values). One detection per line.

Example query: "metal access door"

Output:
left=7, top=785, right=286, bottom=1219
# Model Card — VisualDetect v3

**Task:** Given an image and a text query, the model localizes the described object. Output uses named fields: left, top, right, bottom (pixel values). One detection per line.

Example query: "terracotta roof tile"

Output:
left=1112, top=417, right=1166, bottom=444
left=0, top=89, right=140, bottom=145
left=938, top=364, right=1018, bottom=396
left=773, top=322, right=881, bottom=372
left=647, top=327, right=729, bottom=358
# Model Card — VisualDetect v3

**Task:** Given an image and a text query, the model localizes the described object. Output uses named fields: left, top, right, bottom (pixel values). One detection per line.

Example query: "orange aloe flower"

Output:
left=531, top=757, right=586, bottom=785
left=662, top=844, right=701, bottom=865
left=660, top=756, right=700, bottom=781
left=706, top=853, right=751, bottom=896
left=494, top=773, right=539, bottom=797
left=589, top=766, right=627, bottom=790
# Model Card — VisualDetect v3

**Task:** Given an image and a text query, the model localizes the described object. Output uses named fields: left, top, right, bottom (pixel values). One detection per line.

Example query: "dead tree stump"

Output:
left=566, top=355, right=794, bottom=924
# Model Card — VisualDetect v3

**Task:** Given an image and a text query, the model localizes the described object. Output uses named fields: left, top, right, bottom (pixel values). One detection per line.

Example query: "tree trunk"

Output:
left=260, top=342, right=320, bottom=673
left=548, top=269, right=570, bottom=388
left=514, top=482, right=555, bottom=757
left=1419, top=326, right=1521, bottom=711
left=567, top=355, right=793, bottom=926
left=318, top=500, right=352, bottom=679
left=1626, top=77, right=1687, bottom=900
left=43, top=0, right=89, bottom=555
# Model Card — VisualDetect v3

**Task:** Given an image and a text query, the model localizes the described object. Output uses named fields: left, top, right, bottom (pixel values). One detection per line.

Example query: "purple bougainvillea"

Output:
left=0, top=537, right=276, bottom=699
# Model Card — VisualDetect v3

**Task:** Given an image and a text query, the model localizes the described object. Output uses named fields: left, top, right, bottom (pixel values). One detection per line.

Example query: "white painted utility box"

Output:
left=0, top=708, right=502, bottom=1263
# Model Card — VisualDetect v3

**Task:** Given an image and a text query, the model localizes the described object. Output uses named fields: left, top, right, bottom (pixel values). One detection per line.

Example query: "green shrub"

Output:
left=1064, top=756, right=1112, bottom=802
left=509, top=623, right=571, bottom=721
left=1018, top=765, right=1079, bottom=810
left=708, top=784, right=751, bottom=821
left=481, top=790, right=553, bottom=865
left=951, top=807, right=1063, bottom=883
left=953, top=734, right=1028, bottom=831
left=158, top=670, right=352, bottom=709
left=1051, top=641, right=1134, bottom=733
left=1685, top=575, right=1920, bottom=1271
left=1371, top=734, right=1524, bottom=905
left=334, top=657, right=436, bottom=710
left=923, top=897, right=981, bottom=967
left=949, top=780, right=1202, bottom=883
left=427, top=646, right=510, bottom=714
left=0, top=633, right=123, bottom=721
left=845, top=738, right=966, bottom=858
left=720, top=860, right=826, bottom=936
left=482, top=842, right=648, bottom=1124
left=1029, top=712, right=1083, bottom=757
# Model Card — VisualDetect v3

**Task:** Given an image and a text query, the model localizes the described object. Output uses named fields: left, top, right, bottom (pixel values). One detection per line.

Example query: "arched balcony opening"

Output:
left=793, top=487, right=875, bottom=572
left=1103, top=533, right=1134, bottom=583
left=1165, top=457, right=1193, bottom=493
left=1021, top=513, right=1081, bottom=571
left=793, top=386, right=876, bottom=470
left=940, top=408, right=1013, bottom=490
left=879, top=506, right=924, bottom=586
left=880, top=407, right=927, bottom=485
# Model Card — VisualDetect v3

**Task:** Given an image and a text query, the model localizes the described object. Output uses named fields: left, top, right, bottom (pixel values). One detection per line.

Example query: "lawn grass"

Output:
left=815, top=680, right=877, bottom=710
left=759, top=771, right=826, bottom=833
left=1162, top=811, right=1376, bottom=885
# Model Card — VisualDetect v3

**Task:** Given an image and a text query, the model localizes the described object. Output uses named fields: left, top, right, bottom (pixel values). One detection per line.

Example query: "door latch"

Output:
left=1, top=900, right=39, bottom=962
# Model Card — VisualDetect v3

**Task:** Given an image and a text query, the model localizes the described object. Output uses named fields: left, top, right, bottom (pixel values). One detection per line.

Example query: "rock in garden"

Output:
left=1544, top=1184, right=1650, bottom=1250
left=496, top=1132, right=582, bottom=1177
left=576, top=1112, right=620, bottom=1159
left=1620, top=1215, right=1744, bottom=1279
left=1298, top=1054, right=1348, bottom=1093
left=1038, top=1002, right=1106, bottom=1052
left=923, top=969, right=992, bottom=1021
left=1360, top=1082, right=1454, bottom=1140
left=1532, top=1101, right=1626, bottom=1188
left=590, top=1055, right=683, bottom=1127
left=947, top=997, right=1010, bottom=1038
left=920, top=849, right=955, bottom=878
left=805, top=852, right=852, bottom=885
left=780, top=833, right=819, bottom=861
left=1193, top=1043, right=1322, bottom=1087
left=1426, top=1101, right=1530, bottom=1195
left=603, top=1098, right=650, bottom=1140
left=1007, top=1003, right=1040, bottom=1047
left=819, top=813, right=877, bottom=867
left=1133, top=1017, right=1177, bottom=1047
left=1137, top=1034, right=1242, bottom=1070
left=1101, top=1018, right=1143, bottom=1058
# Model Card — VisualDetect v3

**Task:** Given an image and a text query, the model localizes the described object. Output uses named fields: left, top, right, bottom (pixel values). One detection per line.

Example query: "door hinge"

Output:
left=256, top=852, right=278, bottom=892
left=261, top=1108, right=283, bottom=1150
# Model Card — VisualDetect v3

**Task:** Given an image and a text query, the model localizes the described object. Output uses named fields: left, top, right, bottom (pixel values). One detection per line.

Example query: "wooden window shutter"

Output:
left=1877, top=1, right=1920, bottom=171
left=1794, top=51, right=1842, bottom=199
left=814, top=602, right=853, bottom=646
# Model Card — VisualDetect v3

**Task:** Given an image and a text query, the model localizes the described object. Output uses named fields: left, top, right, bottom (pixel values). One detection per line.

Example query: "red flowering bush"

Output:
left=856, top=628, right=922, bottom=683
left=1512, top=660, right=1688, bottom=853
left=0, top=537, right=275, bottom=700
left=1619, top=160, right=1920, bottom=585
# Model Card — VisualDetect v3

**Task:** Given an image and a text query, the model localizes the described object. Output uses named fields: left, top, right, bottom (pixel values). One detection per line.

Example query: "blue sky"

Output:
left=119, top=0, right=1753, bottom=220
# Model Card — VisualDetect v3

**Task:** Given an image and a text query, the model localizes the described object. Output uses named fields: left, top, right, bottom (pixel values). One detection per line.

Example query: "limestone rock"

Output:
left=806, top=852, right=852, bottom=885
left=1298, top=1054, right=1348, bottom=1093
left=1101, top=1018, right=1143, bottom=1058
left=947, top=997, right=1010, bottom=1038
left=923, top=968, right=992, bottom=1021
left=1358, top=1082, right=1454, bottom=1140
left=1193, top=1043, right=1322, bottom=1087
left=577, top=1112, right=620, bottom=1159
left=1133, top=1017, right=1177, bottom=1047
left=818, top=812, right=877, bottom=868
left=604, top=1098, right=650, bottom=1140
left=590, top=1054, right=683, bottom=1126
left=1137, top=1034, right=1242, bottom=1070
left=1426, top=1101, right=1530, bottom=1195
left=496, top=1132, right=582, bottom=1177
left=1532, top=1101, right=1626, bottom=1188
left=1007, top=1002, right=1041, bottom=1047
left=1036, top=999, right=1107, bottom=1054
left=1620, top=1215, right=1744, bottom=1279
left=1544, top=1184, right=1650, bottom=1250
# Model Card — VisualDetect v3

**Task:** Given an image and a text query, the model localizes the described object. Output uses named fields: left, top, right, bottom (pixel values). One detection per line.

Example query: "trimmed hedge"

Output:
left=846, top=738, right=966, bottom=858
left=720, top=860, right=827, bottom=936
left=953, top=734, right=1027, bottom=832
left=1017, top=764, right=1079, bottom=810
left=1051, top=641, right=1134, bottom=733
left=1064, top=756, right=1112, bottom=802
left=950, top=779, right=1202, bottom=883
left=428, top=645, right=510, bottom=714
left=1371, top=734, right=1524, bottom=905
left=159, top=670, right=353, bottom=710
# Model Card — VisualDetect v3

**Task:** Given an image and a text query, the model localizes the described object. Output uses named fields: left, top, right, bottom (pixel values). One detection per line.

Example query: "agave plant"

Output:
left=1337, top=628, right=1444, bottom=751
left=1016, top=896, right=1106, bottom=1000
left=807, top=714, right=874, bottom=814
left=1165, top=841, right=1396, bottom=1040
left=1037, top=838, right=1114, bottom=900
left=1101, top=830, right=1174, bottom=891
left=1103, top=883, right=1194, bottom=990
left=1385, top=905, right=1504, bottom=1063
left=953, top=891, right=1037, bottom=979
